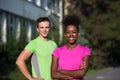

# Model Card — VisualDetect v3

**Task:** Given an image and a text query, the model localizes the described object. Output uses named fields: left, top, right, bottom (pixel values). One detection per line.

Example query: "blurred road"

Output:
left=85, top=67, right=120, bottom=80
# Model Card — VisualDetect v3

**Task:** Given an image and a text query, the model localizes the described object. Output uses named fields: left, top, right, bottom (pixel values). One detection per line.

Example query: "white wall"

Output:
left=0, top=0, right=48, bottom=20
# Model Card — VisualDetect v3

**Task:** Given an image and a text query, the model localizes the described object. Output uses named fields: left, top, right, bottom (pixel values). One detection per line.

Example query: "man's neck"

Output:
left=39, top=36, right=48, bottom=41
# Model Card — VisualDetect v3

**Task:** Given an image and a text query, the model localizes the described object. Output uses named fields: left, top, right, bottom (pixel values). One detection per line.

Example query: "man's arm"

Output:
left=15, top=49, right=35, bottom=80
left=60, top=55, right=91, bottom=78
left=51, top=55, right=73, bottom=80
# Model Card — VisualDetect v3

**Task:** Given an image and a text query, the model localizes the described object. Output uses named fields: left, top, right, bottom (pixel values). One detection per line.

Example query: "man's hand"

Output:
left=29, top=77, right=44, bottom=80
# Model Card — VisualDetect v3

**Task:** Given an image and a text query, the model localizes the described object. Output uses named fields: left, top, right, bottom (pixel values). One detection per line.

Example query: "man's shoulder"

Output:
left=48, top=39, right=56, bottom=44
left=48, top=40, right=57, bottom=48
left=28, top=37, right=38, bottom=44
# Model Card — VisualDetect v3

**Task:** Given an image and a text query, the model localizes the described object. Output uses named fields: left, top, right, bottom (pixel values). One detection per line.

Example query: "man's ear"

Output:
left=36, top=28, right=39, bottom=33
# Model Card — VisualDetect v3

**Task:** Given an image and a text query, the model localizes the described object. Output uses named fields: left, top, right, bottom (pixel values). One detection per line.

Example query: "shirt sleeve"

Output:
left=25, top=41, right=35, bottom=53
left=53, top=41, right=57, bottom=48
left=52, top=48, right=59, bottom=59
left=82, top=47, right=91, bottom=58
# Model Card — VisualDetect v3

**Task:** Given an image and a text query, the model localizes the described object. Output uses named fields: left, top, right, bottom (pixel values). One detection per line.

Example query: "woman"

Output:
left=51, top=15, right=91, bottom=80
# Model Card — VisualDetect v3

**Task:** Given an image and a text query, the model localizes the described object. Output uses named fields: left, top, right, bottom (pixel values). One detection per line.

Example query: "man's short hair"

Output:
left=36, top=17, right=50, bottom=27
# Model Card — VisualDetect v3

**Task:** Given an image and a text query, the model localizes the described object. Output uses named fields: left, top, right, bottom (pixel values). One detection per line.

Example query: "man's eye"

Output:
left=46, top=27, right=50, bottom=28
left=39, top=27, right=43, bottom=28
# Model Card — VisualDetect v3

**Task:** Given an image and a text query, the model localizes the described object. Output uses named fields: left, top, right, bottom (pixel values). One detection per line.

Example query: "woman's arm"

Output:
left=51, top=55, right=73, bottom=80
left=60, top=55, right=91, bottom=78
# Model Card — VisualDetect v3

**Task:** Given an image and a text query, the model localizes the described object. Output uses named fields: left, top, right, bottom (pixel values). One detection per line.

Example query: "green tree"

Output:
left=66, top=0, right=120, bottom=68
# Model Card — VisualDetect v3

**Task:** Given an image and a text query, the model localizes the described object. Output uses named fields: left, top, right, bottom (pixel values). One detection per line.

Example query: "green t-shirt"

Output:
left=25, top=37, right=57, bottom=80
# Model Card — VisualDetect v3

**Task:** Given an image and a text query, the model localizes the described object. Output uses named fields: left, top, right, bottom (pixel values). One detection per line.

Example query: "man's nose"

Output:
left=43, top=28, right=46, bottom=31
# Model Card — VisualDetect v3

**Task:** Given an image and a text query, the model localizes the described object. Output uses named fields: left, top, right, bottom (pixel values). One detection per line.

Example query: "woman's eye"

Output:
left=66, top=32, right=69, bottom=34
left=73, top=31, right=77, bottom=33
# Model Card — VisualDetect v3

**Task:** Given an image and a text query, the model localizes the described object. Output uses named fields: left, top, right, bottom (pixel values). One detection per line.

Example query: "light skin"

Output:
left=16, top=21, right=50, bottom=80
left=51, top=25, right=90, bottom=80
left=37, top=21, right=50, bottom=40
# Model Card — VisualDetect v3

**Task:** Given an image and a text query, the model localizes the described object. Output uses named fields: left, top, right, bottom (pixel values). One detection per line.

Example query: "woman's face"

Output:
left=65, top=25, right=80, bottom=44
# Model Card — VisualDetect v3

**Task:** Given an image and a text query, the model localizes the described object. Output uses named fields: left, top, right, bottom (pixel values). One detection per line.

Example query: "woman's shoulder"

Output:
left=54, top=45, right=66, bottom=50
left=77, top=44, right=90, bottom=50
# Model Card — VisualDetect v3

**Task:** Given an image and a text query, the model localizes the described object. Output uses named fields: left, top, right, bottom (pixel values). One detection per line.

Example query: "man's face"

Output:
left=37, top=21, right=50, bottom=39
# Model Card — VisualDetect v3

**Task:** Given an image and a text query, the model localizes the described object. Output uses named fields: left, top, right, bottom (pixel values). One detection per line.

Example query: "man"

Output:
left=16, top=17, right=57, bottom=80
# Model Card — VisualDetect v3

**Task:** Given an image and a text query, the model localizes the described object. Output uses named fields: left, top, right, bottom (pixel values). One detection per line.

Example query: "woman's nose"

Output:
left=69, top=32, right=73, bottom=36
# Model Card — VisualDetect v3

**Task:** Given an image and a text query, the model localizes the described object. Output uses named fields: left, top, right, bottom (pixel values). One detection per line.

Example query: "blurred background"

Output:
left=0, top=0, right=120, bottom=80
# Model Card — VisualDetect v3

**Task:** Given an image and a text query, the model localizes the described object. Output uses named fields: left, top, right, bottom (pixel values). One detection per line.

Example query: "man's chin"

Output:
left=40, top=35, right=47, bottom=38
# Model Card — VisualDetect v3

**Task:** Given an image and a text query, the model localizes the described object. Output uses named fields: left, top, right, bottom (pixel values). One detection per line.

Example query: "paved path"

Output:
left=85, top=67, right=120, bottom=80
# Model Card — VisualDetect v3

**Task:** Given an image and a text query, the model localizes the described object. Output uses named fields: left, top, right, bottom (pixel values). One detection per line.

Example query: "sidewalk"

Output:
left=85, top=67, right=120, bottom=80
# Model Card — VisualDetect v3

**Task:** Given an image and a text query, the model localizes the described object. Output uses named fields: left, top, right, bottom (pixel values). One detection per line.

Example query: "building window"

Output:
left=15, top=17, right=21, bottom=41
left=20, top=18, right=27, bottom=41
left=27, top=21, right=32, bottom=41
left=54, top=0, right=59, bottom=14
left=0, top=10, right=37, bottom=44
left=47, top=0, right=59, bottom=14
left=7, top=14, right=15, bottom=42
left=0, top=12, right=7, bottom=44
left=0, top=11, right=2, bottom=44
left=27, top=0, right=33, bottom=2
left=47, top=0, right=53, bottom=12
left=35, top=0, right=41, bottom=6
left=41, top=0, right=48, bottom=10
left=31, top=21, right=36, bottom=39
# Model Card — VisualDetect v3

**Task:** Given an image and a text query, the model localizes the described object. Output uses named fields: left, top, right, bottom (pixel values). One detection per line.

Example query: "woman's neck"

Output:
left=66, top=43, right=77, bottom=50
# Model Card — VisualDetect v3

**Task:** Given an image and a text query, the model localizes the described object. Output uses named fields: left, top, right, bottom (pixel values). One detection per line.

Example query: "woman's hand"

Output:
left=80, top=61, right=86, bottom=69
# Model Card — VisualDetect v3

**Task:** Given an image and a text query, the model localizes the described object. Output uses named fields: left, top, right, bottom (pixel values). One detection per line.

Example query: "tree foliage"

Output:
left=66, top=0, right=120, bottom=69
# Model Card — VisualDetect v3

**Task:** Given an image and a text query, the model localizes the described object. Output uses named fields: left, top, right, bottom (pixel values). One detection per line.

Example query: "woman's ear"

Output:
left=64, top=33, right=66, bottom=38
left=78, top=32, right=80, bottom=36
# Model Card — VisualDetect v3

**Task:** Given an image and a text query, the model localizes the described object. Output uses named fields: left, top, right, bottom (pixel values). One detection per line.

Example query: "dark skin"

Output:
left=51, top=25, right=91, bottom=80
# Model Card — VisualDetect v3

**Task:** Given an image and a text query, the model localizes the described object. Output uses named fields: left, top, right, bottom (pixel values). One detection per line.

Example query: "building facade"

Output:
left=0, top=0, right=61, bottom=45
